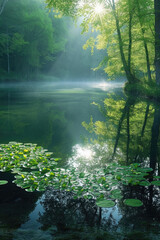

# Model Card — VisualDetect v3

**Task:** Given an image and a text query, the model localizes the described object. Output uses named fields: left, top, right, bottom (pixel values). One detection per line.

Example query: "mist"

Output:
left=0, top=0, right=113, bottom=83
left=49, top=18, right=106, bottom=81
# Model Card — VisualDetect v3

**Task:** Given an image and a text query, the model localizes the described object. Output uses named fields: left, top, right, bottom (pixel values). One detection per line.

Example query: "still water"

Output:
left=0, top=81, right=160, bottom=240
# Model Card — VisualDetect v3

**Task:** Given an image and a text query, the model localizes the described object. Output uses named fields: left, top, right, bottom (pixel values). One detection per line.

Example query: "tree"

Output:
left=155, top=0, right=160, bottom=85
left=82, top=94, right=155, bottom=164
left=0, top=0, right=8, bottom=15
left=0, top=0, right=68, bottom=79
left=46, top=0, right=155, bottom=85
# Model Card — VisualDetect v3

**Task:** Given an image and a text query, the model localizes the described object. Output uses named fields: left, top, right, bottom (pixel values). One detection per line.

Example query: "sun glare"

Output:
left=94, top=2, right=105, bottom=15
left=77, top=1, right=106, bottom=17
left=78, top=0, right=85, bottom=8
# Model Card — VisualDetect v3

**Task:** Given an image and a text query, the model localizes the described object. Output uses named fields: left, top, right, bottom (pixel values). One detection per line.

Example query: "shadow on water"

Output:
left=36, top=185, right=160, bottom=240
left=0, top=172, right=41, bottom=240
left=0, top=81, right=160, bottom=239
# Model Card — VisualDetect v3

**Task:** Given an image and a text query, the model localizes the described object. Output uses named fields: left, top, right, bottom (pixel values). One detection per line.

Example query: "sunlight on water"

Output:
left=75, top=145, right=94, bottom=159
left=68, top=144, right=96, bottom=168
left=68, top=143, right=124, bottom=171
left=91, top=81, right=124, bottom=91
left=68, top=143, right=121, bottom=170
left=0, top=80, right=124, bottom=93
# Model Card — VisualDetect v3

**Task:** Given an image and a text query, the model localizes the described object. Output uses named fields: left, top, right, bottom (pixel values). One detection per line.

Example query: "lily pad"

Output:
left=96, top=199, right=115, bottom=208
left=110, top=189, right=123, bottom=199
left=123, top=199, right=143, bottom=207
left=151, top=180, right=160, bottom=186
left=0, top=180, right=8, bottom=185
left=110, top=194, right=123, bottom=200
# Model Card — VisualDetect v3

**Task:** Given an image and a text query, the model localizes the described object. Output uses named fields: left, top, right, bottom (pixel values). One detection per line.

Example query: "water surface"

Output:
left=0, top=81, right=160, bottom=240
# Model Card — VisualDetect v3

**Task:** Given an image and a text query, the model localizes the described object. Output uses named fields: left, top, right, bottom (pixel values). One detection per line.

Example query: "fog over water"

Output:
left=0, top=80, right=125, bottom=90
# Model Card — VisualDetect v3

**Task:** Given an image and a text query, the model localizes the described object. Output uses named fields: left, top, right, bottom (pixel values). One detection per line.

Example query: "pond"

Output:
left=0, top=80, right=160, bottom=240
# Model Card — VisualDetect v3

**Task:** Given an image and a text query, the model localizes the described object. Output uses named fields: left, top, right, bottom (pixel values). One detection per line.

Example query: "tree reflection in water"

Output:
left=0, top=173, right=40, bottom=240
left=38, top=186, right=160, bottom=240
left=38, top=188, right=120, bottom=239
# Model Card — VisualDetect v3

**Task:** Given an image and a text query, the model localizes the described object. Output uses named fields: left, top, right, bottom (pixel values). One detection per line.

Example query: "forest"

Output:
left=45, top=0, right=159, bottom=86
left=0, top=0, right=105, bottom=81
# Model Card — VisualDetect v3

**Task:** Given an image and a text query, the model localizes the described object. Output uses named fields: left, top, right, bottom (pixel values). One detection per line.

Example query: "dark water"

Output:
left=0, top=81, right=160, bottom=240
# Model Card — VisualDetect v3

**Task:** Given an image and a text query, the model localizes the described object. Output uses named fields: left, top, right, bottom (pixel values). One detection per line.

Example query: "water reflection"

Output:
left=68, top=143, right=123, bottom=170
left=37, top=187, right=160, bottom=240
left=81, top=93, right=160, bottom=170
left=0, top=174, right=40, bottom=240
left=91, top=81, right=125, bottom=91
left=38, top=188, right=121, bottom=239
left=0, top=81, right=111, bottom=159
left=0, top=83, right=160, bottom=239
left=61, top=92, right=160, bottom=239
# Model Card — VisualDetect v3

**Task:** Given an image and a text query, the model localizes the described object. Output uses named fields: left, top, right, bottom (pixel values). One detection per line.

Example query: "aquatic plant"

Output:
left=0, top=142, right=157, bottom=208
left=0, top=180, right=8, bottom=185
left=96, top=199, right=115, bottom=208
left=123, top=199, right=143, bottom=207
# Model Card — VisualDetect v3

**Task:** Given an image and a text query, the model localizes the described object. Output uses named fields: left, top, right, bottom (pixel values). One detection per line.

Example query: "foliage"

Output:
left=45, top=0, right=155, bottom=84
left=82, top=94, right=155, bottom=163
left=0, top=180, right=8, bottom=185
left=123, top=199, right=143, bottom=207
left=0, top=142, right=158, bottom=208
left=96, top=199, right=115, bottom=208
left=0, top=0, right=68, bottom=79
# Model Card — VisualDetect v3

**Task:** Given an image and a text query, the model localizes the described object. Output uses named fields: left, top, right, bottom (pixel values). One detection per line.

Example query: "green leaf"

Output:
left=151, top=180, right=160, bottom=186
left=96, top=199, right=115, bottom=208
left=139, top=181, right=151, bottom=186
left=110, top=189, right=122, bottom=199
left=0, top=180, right=8, bottom=185
left=123, top=199, right=143, bottom=207
left=153, top=176, right=160, bottom=179
left=79, top=172, right=85, bottom=178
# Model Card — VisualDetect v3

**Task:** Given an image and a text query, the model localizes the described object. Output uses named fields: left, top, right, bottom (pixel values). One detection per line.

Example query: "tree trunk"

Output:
left=141, top=104, right=150, bottom=137
left=128, top=1, right=133, bottom=73
left=150, top=105, right=160, bottom=170
left=111, top=0, right=135, bottom=83
left=112, top=104, right=127, bottom=160
left=126, top=108, right=130, bottom=163
left=155, top=0, right=160, bottom=85
left=6, top=30, right=10, bottom=73
left=0, top=0, right=8, bottom=15
left=136, top=0, right=152, bottom=82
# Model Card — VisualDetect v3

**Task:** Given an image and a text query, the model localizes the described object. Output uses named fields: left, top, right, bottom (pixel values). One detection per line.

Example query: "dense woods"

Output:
left=0, top=0, right=67, bottom=80
left=0, top=0, right=105, bottom=81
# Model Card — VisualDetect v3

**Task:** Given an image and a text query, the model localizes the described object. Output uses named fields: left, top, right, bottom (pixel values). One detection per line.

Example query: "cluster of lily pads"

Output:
left=0, top=142, right=159, bottom=208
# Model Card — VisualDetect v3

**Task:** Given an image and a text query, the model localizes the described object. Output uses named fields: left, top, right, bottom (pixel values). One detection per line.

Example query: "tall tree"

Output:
left=0, top=0, right=8, bottom=15
left=0, top=0, right=68, bottom=79
left=155, top=0, right=160, bottom=85
left=46, top=0, right=155, bottom=85
left=150, top=105, right=160, bottom=170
